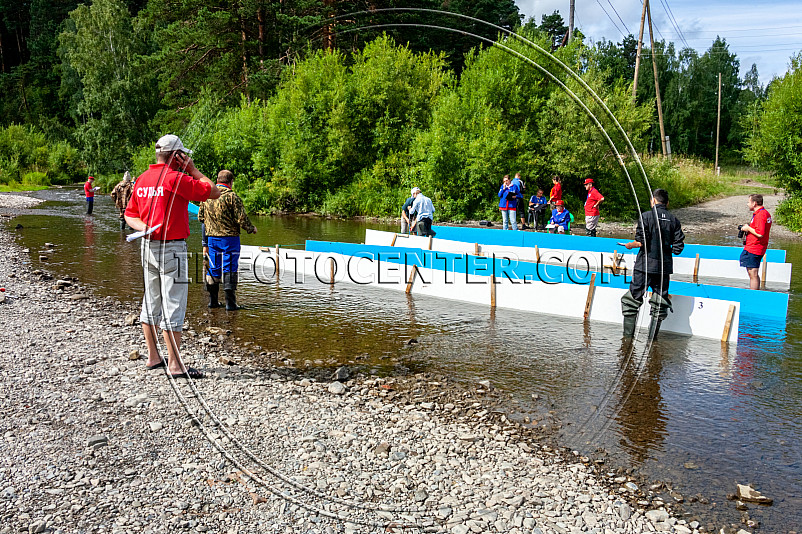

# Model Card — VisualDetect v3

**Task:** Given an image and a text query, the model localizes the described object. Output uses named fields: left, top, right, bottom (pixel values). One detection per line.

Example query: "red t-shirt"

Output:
left=84, top=180, right=94, bottom=198
left=550, top=183, right=562, bottom=202
left=745, top=207, right=772, bottom=256
left=124, top=164, right=212, bottom=241
left=585, top=187, right=604, bottom=216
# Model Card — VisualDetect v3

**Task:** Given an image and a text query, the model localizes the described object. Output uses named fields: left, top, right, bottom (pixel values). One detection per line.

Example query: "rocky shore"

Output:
left=1, top=200, right=736, bottom=534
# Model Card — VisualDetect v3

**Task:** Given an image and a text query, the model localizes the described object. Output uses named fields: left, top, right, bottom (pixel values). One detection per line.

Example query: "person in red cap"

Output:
left=583, top=178, right=604, bottom=237
left=547, top=200, right=572, bottom=233
left=84, top=176, right=99, bottom=215
left=125, top=134, right=221, bottom=379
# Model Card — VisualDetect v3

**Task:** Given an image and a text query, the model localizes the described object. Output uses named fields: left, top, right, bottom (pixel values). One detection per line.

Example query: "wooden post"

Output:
left=584, top=273, right=596, bottom=319
left=646, top=0, right=668, bottom=156
left=428, top=236, right=433, bottom=250
left=760, top=255, right=767, bottom=290
left=693, top=254, right=700, bottom=284
left=329, top=258, right=335, bottom=286
left=612, top=251, right=620, bottom=275
left=490, top=274, right=497, bottom=308
left=275, top=244, right=280, bottom=279
left=390, top=234, right=397, bottom=247
left=474, top=243, right=480, bottom=256
left=535, top=245, right=540, bottom=263
left=405, top=265, right=419, bottom=294
left=715, top=72, right=722, bottom=174
left=567, top=0, right=575, bottom=43
left=721, top=304, right=736, bottom=343
left=632, top=0, right=648, bottom=101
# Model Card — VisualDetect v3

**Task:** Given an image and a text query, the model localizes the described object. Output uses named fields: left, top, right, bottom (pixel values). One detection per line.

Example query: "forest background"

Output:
left=0, top=0, right=800, bottom=227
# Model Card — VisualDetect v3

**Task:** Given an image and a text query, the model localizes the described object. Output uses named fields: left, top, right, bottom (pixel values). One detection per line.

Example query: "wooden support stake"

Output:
left=535, top=245, right=540, bottom=263
left=584, top=273, right=597, bottom=319
left=490, top=274, right=497, bottom=308
left=390, top=234, right=397, bottom=247
left=760, top=255, right=767, bottom=290
left=259, top=246, right=271, bottom=252
left=428, top=236, right=433, bottom=250
left=275, top=245, right=280, bottom=279
left=612, top=251, right=620, bottom=275
left=329, top=258, right=335, bottom=285
left=693, top=254, right=700, bottom=284
left=721, top=304, right=736, bottom=343
left=405, top=265, right=418, bottom=294
left=474, top=243, right=480, bottom=256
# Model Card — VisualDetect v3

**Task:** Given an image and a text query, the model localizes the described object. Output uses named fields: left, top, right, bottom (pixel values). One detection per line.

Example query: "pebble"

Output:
left=0, top=218, right=699, bottom=534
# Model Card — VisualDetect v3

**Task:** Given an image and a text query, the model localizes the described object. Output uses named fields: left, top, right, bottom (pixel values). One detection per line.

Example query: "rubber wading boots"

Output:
left=223, top=272, right=243, bottom=311
left=119, top=217, right=127, bottom=231
left=205, top=281, right=221, bottom=308
left=620, top=291, right=642, bottom=338
left=647, top=293, right=672, bottom=341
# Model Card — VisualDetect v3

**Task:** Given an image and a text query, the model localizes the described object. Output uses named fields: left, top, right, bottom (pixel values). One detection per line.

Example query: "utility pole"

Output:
left=715, top=72, right=722, bottom=174
left=646, top=0, right=667, bottom=156
left=568, top=0, right=576, bottom=43
left=632, top=0, right=648, bottom=101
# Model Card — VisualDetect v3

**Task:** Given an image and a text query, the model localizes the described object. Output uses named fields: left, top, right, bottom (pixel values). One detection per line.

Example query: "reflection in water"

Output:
left=614, top=339, right=669, bottom=465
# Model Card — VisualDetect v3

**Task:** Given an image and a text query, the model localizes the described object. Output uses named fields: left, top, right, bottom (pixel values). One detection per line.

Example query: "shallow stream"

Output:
left=7, top=188, right=802, bottom=531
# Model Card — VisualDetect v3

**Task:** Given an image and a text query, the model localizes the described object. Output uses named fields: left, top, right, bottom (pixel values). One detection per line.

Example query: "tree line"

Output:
left=0, top=1, right=799, bottom=227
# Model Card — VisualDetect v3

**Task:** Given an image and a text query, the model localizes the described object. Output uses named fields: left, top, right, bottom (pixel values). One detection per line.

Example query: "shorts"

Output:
left=740, top=249, right=764, bottom=269
left=585, top=215, right=599, bottom=231
left=139, top=239, right=189, bottom=331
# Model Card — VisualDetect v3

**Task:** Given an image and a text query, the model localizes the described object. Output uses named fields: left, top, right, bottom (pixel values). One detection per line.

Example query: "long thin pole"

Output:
left=715, top=72, right=722, bottom=173
left=632, top=0, right=648, bottom=101
left=646, top=0, right=667, bottom=156
left=568, top=0, right=576, bottom=43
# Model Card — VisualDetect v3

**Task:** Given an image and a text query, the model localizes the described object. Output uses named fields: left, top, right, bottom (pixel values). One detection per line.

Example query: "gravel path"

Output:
left=601, top=194, right=800, bottom=240
left=0, top=204, right=704, bottom=533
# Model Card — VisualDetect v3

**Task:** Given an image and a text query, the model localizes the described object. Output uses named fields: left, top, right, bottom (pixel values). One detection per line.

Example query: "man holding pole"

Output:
left=620, top=189, right=685, bottom=340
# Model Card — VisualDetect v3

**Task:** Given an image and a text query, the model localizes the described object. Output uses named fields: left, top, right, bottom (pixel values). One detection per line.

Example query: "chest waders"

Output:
left=620, top=290, right=672, bottom=340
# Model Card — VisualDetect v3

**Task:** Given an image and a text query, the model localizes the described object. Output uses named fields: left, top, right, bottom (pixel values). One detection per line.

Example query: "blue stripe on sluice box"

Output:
left=305, top=240, right=789, bottom=320
left=430, top=225, right=787, bottom=263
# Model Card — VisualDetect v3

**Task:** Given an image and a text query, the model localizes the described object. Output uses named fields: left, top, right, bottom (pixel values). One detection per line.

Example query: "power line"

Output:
left=605, top=0, right=632, bottom=35
left=658, top=0, right=690, bottom=49
left=594, top=0, right=626, bottom=38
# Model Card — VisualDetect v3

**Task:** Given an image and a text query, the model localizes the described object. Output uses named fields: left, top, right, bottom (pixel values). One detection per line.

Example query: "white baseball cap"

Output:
left=155, top=134, right=192, bottom=154
left=411, top=187, right=421, bottom=195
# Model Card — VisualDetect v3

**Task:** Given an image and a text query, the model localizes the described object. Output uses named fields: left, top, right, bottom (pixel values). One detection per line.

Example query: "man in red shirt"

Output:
left=125, top=134, right=220, bottom=378
left=84, top=176, right=98, bottom=215
left=740, top=193, right=772, bottom=290
left=583, top=178, right=604, bottom=237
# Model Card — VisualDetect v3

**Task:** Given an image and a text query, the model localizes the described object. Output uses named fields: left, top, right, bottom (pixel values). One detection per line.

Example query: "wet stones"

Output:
left=736, top=483, right=773, bottom=505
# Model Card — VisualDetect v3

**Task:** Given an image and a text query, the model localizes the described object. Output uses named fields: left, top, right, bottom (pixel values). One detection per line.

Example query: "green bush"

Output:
left=22, top=171, right=50, bottom=187
left=775, top=195, right=802, bottom=232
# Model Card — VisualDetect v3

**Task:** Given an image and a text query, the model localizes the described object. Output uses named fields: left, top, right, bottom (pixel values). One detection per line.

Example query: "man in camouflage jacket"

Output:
left=198, top=170, right=257, bottom=310
left=111, top=171, right=134, bottom=230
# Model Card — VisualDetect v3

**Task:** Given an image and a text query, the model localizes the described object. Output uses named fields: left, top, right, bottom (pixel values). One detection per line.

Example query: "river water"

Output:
left=7, top=188, right=802, bottom=531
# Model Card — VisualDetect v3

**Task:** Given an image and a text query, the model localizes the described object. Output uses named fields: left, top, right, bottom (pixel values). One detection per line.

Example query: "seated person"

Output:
left=546, top=200, right=572, bottom=234
left=528, top=189, right=548, bottom=230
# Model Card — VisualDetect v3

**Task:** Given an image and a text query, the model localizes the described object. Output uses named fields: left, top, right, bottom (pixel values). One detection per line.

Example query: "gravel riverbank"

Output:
left=0, top=203, right=711, bottom=533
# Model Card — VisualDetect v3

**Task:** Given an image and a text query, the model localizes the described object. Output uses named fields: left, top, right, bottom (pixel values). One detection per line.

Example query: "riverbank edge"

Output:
left=0, top=199, right=746, bottom=534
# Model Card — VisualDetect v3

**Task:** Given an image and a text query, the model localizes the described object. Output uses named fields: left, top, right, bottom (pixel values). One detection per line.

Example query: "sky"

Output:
left=515, top=0, right=802, bottom=84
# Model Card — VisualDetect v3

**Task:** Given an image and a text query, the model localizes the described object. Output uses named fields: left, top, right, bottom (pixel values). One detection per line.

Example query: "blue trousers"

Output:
left=207, top=236, right=241, bottom=280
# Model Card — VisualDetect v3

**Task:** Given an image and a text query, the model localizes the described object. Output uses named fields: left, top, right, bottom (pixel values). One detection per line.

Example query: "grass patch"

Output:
left=0, top=183, right=49, bottom=192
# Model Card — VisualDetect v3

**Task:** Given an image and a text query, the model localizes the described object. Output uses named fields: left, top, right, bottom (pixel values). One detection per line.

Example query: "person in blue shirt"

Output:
left=528, top=188, right=548, bottom=230
left=498, top=175, right=520, bottom=231
left=547, top=200, right=571, bottom=233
